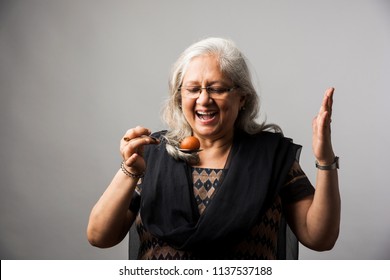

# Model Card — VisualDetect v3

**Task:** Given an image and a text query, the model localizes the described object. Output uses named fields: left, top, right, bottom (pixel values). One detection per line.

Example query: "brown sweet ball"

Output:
left=180, top=136, right=200, bottom=150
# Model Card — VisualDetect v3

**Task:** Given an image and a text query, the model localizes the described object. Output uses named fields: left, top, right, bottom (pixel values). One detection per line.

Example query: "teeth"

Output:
left=197, top=111, right=215, bottom=115
left=196, top=111, right=216, bottom=120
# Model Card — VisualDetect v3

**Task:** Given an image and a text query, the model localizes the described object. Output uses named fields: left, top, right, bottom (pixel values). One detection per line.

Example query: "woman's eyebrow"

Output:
left=182, top=80, right=229, bottom=86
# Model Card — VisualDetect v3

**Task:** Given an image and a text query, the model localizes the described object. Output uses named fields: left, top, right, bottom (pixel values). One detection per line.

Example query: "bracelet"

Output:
left=120, top=161, right=145, bottom=178
left=315, top=156, right=339, bottom=170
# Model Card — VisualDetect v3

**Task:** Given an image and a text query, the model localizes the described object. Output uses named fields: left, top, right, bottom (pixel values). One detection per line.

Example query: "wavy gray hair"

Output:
left=161, top=37, right=280, bottom=163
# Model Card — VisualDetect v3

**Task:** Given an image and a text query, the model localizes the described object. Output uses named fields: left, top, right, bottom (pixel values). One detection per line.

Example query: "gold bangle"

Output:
left=120, top=161, right=145, bottom=178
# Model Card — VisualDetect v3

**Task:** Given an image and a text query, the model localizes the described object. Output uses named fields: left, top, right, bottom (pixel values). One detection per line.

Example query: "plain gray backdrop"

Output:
left=1, top=0, right=389, bottom=259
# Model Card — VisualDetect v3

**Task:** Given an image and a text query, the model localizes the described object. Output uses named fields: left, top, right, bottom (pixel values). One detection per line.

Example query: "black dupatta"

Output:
left=139, top=130, right=301, bottom=255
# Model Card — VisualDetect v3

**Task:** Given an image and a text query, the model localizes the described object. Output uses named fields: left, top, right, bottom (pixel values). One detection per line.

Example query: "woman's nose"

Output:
left=196, top=89, right=213, bottom=105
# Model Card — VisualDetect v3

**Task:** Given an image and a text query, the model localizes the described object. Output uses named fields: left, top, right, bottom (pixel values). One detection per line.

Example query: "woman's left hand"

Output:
left=288, top=87, right=340, bottom=251
left=312, top=87, right=336, bottom=165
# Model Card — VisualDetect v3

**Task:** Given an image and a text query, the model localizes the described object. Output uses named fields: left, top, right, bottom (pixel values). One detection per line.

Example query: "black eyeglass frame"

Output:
left=178, top=85, right=238, bottom=97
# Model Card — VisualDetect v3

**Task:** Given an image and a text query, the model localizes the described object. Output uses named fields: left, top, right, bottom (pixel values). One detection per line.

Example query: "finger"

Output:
left=122, top=126, right=151, bottom=143
left=327, top=87, right=334, bottom=106
left=123, top=134, right=159, bottom=145
left=319, top=111, right=332, bottom=139
left=121, top=134, right=159, bottom=160
left=122, top=136, right=150, bottom=155
left=125, top=153, right=140, bottom=167
left=318, top=87, right=334, bottom=117
left=324, top=87, right=334, bottom=117
left=318, top=95, right=327, bottom=116
left=312, top=115, right=319, bottom=131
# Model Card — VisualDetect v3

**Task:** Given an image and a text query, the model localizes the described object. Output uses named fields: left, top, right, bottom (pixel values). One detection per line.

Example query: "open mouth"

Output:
left=196, top=111, right=217, bottom=121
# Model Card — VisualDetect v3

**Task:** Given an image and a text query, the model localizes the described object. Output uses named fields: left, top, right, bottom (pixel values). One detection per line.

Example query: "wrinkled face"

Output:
left=180, top=54, right=245, bottom=141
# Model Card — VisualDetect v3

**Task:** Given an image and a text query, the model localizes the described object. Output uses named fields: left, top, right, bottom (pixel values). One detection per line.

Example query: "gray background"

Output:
left=1, top=0, right=389, bottom=260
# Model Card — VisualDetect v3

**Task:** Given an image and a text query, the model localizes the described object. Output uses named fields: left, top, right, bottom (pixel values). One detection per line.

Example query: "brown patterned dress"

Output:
left=130, top=161, right=314, bottom=260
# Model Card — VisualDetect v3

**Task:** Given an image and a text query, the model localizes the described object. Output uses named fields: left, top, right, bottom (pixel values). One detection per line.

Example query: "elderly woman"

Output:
left=87, top=37, right=340, bottom=259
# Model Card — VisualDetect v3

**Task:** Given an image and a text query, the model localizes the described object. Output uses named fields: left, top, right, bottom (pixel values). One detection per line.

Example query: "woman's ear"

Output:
left=239, top=95, right=246, bottom=110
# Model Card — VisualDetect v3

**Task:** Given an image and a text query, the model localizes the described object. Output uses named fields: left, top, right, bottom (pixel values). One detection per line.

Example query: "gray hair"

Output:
left=161, top=37, right=280, bottom=163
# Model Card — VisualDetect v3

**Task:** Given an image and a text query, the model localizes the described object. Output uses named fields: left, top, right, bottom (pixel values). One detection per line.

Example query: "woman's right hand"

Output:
left=120, top=126, right=159, bottom=176
left=87, top=125, right=159, bottom=248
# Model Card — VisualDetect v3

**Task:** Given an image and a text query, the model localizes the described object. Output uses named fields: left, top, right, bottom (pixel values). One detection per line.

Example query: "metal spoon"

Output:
left=177, top=148, right=203, bottom=154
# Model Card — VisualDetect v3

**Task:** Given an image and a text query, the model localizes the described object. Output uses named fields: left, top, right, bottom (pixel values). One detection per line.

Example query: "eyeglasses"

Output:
left=178, top=85, right=237, bottom=99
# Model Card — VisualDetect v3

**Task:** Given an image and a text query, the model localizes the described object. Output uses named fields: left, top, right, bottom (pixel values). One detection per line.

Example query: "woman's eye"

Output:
left=208, top=87, right=226, bottom=94
left=187, top=87, right=200, bottom=93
